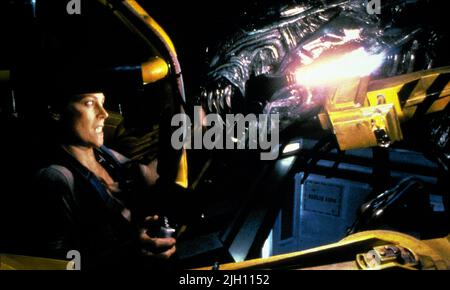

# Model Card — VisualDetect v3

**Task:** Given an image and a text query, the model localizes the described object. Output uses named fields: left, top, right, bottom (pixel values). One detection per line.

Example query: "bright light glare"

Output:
left=283, top=142, right=301, bottom=154
left=294, top=48, right=384, bottom=86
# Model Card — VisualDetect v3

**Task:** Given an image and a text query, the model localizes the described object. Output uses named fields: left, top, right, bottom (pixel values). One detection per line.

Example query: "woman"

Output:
left=32, top=89, right=176, bottom=270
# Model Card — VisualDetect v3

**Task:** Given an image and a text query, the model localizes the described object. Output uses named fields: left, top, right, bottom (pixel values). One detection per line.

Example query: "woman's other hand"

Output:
left=139, top=215, right=176, bottom=259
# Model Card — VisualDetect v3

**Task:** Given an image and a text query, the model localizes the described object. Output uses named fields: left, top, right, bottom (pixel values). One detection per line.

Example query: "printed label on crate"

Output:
left=302, top=181, right=343, bottom=217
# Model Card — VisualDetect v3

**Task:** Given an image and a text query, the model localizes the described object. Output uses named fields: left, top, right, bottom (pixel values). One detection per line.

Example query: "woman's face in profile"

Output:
left=65, top=93, right=109, bottom=148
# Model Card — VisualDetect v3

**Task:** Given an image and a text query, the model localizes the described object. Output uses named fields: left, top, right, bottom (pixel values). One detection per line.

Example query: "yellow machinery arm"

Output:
left=319, top=67, right=450, bottom=151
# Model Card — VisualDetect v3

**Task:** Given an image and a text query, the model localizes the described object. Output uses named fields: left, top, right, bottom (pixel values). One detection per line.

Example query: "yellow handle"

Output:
left=141, top=57, right=169, bottom=84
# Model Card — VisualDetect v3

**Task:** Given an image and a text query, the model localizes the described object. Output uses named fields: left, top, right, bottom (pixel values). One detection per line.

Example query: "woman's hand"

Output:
left=139, top=215, right=176, bottom=259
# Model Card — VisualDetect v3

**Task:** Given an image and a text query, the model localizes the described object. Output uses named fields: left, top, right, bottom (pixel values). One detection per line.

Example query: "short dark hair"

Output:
left=43, top=66, right=106, bottom=110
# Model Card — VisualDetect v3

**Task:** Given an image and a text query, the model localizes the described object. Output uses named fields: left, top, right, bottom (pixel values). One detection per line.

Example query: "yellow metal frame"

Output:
left=98, top=0, right=188, bottom=187
left=194, top=231, right=450, bottom=270
left=328, top=103, right=403, bottom=150
left=0, top=254, right=71, bottom=270
left=123, top=0, right=177, bottom=56
left=125, top=0, right=188, bottom=187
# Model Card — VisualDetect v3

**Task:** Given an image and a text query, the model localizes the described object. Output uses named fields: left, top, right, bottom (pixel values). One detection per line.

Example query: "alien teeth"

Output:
left=95, top=127, right=103, bottom=133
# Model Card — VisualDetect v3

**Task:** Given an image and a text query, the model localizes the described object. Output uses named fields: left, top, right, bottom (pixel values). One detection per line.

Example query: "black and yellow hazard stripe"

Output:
left=367, top=66, right=450, bottom=122
left=412, top=72, right=450, bottom=119
left=397, top=79, right=420, bottom=108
